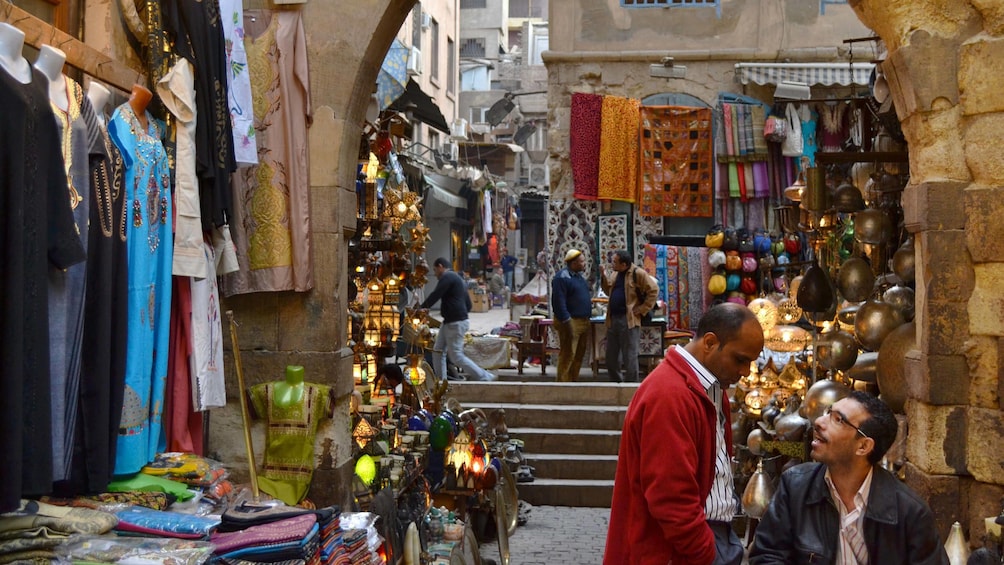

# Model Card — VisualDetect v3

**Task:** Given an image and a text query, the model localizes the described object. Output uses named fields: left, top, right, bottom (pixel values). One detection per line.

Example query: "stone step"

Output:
left=448, top=381, right=639, bottom=407
left=516, top=478, right=614, bottom=508
left=457, top=402, right=626, bottom=430
left=524, top=453, right=618, bottom=481
left=509, top=427, right=622, bottom=456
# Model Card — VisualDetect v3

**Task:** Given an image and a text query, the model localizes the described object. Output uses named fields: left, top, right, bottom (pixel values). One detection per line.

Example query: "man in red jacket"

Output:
left=605, top=303, right=764, bottom=565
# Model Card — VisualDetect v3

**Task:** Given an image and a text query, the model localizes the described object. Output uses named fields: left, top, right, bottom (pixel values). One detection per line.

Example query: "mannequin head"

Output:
left=34, top=45, right=68, bottom=110
left=0, top=23, right=31, bottom=84
left=128, top=83, right=153, bottom=115
left=87, top=81, right=112, bottom=116
left=33, top=44, right=66, bottom=82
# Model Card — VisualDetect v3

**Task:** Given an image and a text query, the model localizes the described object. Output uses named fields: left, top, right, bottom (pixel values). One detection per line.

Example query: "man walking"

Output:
left=606, top=303, right=764, bottom=565
left=750, top=391, right=948, bottom=564
left=501, top=247, right=518, bottom=290
left=421, top=258, right=497, bottom=382
left=601, top=250, right=659, bottom=383
left=551, top=249, right=592, bottom=382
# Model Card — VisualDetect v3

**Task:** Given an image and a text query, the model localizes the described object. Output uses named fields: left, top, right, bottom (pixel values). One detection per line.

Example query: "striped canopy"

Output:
left=735, top=62, right=875, bottom=87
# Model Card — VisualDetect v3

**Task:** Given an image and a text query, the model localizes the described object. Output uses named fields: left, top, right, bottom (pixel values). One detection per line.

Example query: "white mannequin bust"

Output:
left=0, top=23, right=31, bottom=84
left=87, top=81, right=111, bottom=123
left=34, top=44, right=68, bottom=111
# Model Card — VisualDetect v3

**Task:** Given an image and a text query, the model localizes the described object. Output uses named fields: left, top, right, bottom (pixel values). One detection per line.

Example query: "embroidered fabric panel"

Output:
left=596, top=212, right=631, bottom=267
left=638, top=106, right=714, bottom=217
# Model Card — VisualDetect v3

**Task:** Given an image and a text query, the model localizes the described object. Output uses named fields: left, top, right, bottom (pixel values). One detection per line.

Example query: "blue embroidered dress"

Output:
left=108, top=104, right=173, bottom=474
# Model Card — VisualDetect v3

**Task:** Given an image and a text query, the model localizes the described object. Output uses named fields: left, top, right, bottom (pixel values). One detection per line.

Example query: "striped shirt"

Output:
left=825, top=467, right=874, bottom=564
left=675, top=345, right=739, bottom=522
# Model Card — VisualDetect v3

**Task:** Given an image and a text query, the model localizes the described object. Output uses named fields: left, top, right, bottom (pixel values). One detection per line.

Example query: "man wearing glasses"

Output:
left=750, top=391, right=948, bottom=564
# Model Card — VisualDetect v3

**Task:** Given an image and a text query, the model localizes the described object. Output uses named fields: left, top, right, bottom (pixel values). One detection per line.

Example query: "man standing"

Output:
left=601, top=250, right=659, bottom=383
left=551, top=249, right=592, bottom=382
left=605, top=303, right=764, bottom=565
left=750, top=391, right=949, bottom=565
left=421, top=258, right=497, bottom=382
left=501, top=247, right=518, bottom=290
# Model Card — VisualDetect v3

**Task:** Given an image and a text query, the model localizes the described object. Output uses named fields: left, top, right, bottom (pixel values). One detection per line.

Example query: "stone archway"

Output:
left=848, top=0, right=1004, bottom=542
left=210, top=0, right=420, bottom=508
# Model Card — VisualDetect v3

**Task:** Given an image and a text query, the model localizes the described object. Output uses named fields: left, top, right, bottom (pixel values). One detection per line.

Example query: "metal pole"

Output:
left=227, top=310, right=260, bottom=502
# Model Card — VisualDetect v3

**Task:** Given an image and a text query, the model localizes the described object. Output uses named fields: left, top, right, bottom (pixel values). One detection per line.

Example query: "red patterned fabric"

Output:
left=570, top=93, right=603, bottom=200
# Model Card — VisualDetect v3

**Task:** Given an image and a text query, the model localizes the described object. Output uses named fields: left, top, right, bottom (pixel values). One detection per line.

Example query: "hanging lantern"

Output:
left=765, top=325, right=810, bottom=353
left=776, top=298, right=803, bottom=325
left=747, top=297, right=780, bottom=333
left=353, top=350, right=371, bottom=384
left=742, top=460, right=776, bottom=519
left=744, top=388, right=767, bottom=415
left=406, top=354, right=426, bottom=387
left=353, top=418, right=379, bottom=450
left=355, top=454, right=377, bottom=486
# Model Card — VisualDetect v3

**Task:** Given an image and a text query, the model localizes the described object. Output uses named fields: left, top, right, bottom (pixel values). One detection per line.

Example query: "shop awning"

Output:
left=425, top=171, right=467, bottom=208
left=390, top=79, right=450, bottom=133
left=735, top=62, right=874, bottom=87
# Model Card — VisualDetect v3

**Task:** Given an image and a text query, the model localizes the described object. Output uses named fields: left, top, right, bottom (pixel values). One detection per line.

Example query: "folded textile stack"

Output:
left=0, top=500, right=118, bottom=563
left=212, top=513, right=320, bottom=563
left=113, top=505, right=220, bottom=539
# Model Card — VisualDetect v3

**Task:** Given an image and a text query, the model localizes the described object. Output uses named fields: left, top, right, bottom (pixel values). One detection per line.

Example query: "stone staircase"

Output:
left=447, top=381, right=639, bottom=508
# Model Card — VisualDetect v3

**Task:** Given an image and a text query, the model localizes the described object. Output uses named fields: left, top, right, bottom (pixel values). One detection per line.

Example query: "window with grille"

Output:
left=447, top=37, right=456, bottom=94
left=509, top=0, right=546, bottom=18
left=430, top=18, right=440, bottom=80
left=460, top=0, right=487, bottom=8
left=460, top=38, right=486, bottom=58
left=412, top=4, right=422, bottom=49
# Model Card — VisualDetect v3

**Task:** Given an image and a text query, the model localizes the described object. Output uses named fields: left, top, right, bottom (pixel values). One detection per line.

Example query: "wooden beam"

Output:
left=1, top=2, right=144, bottom=93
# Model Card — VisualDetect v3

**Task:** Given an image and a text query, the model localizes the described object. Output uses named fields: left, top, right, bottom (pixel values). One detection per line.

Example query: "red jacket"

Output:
left=604, top=347, right=734, bottom=565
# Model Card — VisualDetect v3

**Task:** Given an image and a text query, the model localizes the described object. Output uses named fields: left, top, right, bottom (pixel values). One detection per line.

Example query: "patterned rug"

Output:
left=596, top=212, right=631, bottom=266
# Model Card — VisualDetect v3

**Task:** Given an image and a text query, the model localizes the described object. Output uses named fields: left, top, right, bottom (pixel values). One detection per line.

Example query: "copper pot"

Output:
left=800, top=378, right=851, bottom=421
left=833, top=183, right=865, bottom=213
left=892, top=237, right=916, bottom=283
left=882, top=285, right=915, bottom=322
left=846, top=351, right=878, bottom=384
left=816, top=328, right=859, bottom=371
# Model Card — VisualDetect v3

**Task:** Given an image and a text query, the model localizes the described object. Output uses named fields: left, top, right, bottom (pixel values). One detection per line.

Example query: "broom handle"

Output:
left=227, top=310, right=260, bottom=502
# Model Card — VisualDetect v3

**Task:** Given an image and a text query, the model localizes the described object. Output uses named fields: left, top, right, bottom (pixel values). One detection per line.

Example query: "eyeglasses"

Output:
left=823, top=406, right=870, bottom=439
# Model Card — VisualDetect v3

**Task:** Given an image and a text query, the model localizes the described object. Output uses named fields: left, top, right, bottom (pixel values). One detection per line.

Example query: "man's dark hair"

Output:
left=695, top=303, right=758, bottom=346
left=613, top=249, right=632, bottom=266
left=376, top=363, right=404, bottom=389
left=849, top=390, right=898, bottom=465
left=433, top=257, right=450, bottom=269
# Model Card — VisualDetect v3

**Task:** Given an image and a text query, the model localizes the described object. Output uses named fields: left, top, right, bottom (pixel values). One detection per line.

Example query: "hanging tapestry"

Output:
left=598, top=96, right=641, bottom=202
left=642, top=244, right=712, bottom=330
left=633, top=214, right=663, bottom=266
left=595, top=212, right=631, bottom=268
left=638, top=106, right=714, bottom=217
left=570, top=93, right=602, bottom=200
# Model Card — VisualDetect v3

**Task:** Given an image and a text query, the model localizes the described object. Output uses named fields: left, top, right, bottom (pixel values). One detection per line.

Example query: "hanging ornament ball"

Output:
left=800, top=379, right=852, bottom=421
left=892, top=237, right=916, bottom=283
left=746, top=428, right=767, bottom=456
left=816, top=328, right=859, bottom=371
left=429, top=416, right=454, bottom=450
left=882, top=285, right=916, bottom=322
left=854, top=298, right=906, bottom=352
left=776, top=298, right=804, bottom=325
left=876, top=322, right=916, bottom=414
left=838, top=257, right=876, bottom=303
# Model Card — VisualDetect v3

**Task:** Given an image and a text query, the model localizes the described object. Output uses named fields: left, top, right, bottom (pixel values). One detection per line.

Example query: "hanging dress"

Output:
left=108, top=104, right=174, bottom=475
left=0, top=67, right=86, bottom=511
left=224, top=9, right=313, bottom=295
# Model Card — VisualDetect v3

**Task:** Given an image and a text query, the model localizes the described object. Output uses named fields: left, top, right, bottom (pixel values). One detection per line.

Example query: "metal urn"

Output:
left=838, top=257, right=875, bottom=303
left=854, top=208, right=894, bottom=245
left=892, top=236, right=916, bottom=283
left=741, top=459, right=775, bottom=520
left=882, top=284, right=916, bottom=322
left=944, top=521, right=970, bottom=565
left=833, top=183, right=865, bottom=213
left=816, top=328, right=859, bottom=371
left=854, top=298, right=907, bottom=352
left=800, top=379, right=851, bottom=421
left=846, top=351, right=878, bottom=384
left=876, top=322, right=916, bottom=414
left=797, top=261, right=835, bottom=314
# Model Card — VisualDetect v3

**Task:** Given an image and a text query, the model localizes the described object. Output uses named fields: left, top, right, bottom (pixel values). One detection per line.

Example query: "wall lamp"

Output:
left=650, top=56, right=687, bottom=79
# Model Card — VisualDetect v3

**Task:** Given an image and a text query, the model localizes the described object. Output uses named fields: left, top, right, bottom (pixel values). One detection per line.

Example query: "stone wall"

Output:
left=851, top=0, right=1004, bottom=544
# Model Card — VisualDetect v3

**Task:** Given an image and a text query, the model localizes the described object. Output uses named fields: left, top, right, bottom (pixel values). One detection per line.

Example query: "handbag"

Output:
left=633, top=267, right=657, bottom=323
left=763, top=114, right=787, bottom=142
left=781, top=103, right=804, bottom=157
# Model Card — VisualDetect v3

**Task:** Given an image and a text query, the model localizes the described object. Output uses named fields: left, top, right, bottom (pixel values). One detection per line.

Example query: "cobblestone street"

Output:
left=478, top=505, right=611, bottom=565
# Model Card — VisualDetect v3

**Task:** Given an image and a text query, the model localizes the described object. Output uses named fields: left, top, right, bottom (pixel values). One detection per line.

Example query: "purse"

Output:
left=764, top=114, right=788, bottom=142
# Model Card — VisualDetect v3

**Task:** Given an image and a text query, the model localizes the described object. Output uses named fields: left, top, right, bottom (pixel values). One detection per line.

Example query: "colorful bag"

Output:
left=763, top=114, right=787, bottom=142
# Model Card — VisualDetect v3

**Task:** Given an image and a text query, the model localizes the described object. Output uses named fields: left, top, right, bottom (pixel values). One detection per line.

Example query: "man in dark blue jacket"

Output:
left=551, top=249, right=592, bottom=381
left=750, top=391, right=948, bottom=565
left=421, top=257, right=496, bottom=382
